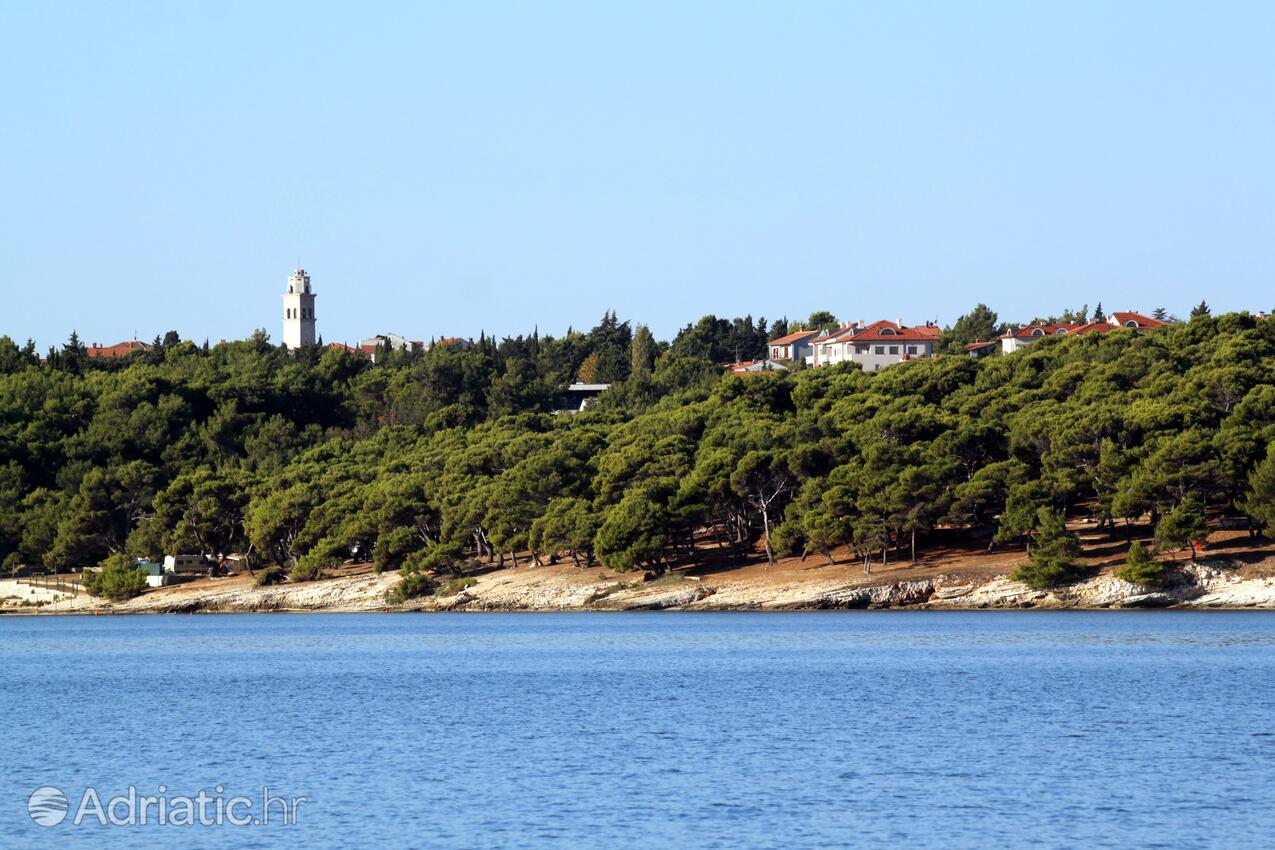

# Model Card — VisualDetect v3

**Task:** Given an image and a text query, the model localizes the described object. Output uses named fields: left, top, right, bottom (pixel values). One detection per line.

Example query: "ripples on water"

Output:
left=2, top=612, right=1274, bottom=849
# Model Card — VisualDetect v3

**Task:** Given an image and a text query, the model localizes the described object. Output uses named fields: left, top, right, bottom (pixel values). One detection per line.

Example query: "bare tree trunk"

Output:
left=761, top=505, right=775, bottom=565
left=910, top=527, right=917, bottom=565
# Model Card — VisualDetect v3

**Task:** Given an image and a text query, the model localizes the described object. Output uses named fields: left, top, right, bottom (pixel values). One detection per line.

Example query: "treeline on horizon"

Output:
left=2, top=305, right=1274, bottom=596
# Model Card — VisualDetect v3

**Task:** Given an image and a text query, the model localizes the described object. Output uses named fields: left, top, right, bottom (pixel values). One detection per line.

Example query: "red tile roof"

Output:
left=725, top=360, right=785, bottom=374
left=86, top=340, right=150, bottom=358
left=965, top=340, right=997, bottom=350
left=1007, top=323, right=1081, bottom=339
left=852, top=320, right=941, bottom=342
left=769, top=329, right=819, bottom=346
left=1110, top=311, right=1164, bottom=329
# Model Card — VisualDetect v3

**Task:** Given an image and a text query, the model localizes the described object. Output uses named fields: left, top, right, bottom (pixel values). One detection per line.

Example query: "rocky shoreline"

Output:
left=6, top=556, right=1275, bottom=615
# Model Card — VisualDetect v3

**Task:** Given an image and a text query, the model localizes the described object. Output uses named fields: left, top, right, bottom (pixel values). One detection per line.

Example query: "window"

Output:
left=888, top=345, right=899, bottom=355
left=856, top=344, right=868, bottom=353
left=1030, top=328, right=1045, bottom=337
left=874, top=345, right=884, bottom=354
left=1054, top=328, right=1067, bottom=334
left=880, top=327, right=896, bottom=335
left=907, top=345, right=917, bottom=354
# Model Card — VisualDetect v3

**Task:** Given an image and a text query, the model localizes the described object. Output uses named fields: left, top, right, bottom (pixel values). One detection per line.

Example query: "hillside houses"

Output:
left=998, top=311, right=1164, bottom=354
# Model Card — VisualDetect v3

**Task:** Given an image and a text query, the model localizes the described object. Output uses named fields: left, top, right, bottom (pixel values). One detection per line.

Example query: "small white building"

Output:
left=556, top=383, right=610, bottom=413
left=136, top=560, right=170, bottom=588
left=359, top=333, right=425, bottom=363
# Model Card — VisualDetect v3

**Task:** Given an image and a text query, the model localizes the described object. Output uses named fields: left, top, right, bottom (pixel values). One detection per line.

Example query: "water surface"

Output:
left=2, top=612, right=1274, bottom=848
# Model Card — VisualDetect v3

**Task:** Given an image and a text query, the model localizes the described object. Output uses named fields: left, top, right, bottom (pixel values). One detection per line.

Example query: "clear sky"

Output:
left=3, top=1, right=1273, bottom=350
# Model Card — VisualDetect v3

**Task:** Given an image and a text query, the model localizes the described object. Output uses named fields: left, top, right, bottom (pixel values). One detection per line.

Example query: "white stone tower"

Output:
left=282, top=268, right=316, bottom=349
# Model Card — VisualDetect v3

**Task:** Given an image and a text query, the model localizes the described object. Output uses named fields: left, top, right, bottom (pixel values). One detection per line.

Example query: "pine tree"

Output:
left=630, top=324, right=657, bottom=375
left=1156, top=495, right=1209, bottom=559
left=1011, top=507, right=1081, bottom=589
left=1093, top=302, right=1106, bottom=322
left=1241, top=445, right=1275, bottom=535
left=1115, top=541, right=1166, bottom=587
left=1190, top=300, right=1211, bottom=320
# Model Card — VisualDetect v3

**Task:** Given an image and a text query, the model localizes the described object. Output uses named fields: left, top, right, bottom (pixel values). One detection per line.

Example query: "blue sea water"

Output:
left=2, top=611, right=1275, bottom=849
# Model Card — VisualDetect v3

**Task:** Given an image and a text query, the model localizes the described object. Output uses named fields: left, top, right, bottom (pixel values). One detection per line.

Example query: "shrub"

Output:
left=254, top=566, right=285, bottom=587
left=82, top=553, right=148, bottom=601
left=435, top=576, right=477, bottom=597
left=1115, top=541, right=1167, bottom=587
left=290, top=546, right=342, bottom=582
left=388, top=571, right=436, bottom=603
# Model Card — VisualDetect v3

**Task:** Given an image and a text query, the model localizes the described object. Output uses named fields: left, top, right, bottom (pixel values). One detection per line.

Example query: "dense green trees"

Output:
left=938, top=304, right=1002, bottom=354
left=2, top=313, right=1274, bottom=593
left=82, top=553, right=147, bottom=601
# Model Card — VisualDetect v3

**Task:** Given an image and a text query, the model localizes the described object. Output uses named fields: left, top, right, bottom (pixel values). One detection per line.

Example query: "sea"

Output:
left=2, top=611, right=1274, bottom=849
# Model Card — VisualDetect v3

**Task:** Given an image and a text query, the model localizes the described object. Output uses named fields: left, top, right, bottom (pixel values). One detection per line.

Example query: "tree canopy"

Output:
left=2, top=312, right=1273, bottom=592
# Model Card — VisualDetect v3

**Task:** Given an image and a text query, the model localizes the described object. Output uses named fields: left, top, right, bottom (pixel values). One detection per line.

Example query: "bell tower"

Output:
left=282, top=268, right=316, bottom=349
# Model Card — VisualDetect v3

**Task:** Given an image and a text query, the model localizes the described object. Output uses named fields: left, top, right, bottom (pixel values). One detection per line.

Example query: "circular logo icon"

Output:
left=27, top=787, right=68, bottom=827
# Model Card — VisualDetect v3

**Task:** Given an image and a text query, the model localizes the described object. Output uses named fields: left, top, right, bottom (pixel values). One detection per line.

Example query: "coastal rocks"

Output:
left=13, top=550, right=1275, bottom=615
left=929, top=576, right=1049, bottom=608
left=1115, top=592, right=1176, bottom=608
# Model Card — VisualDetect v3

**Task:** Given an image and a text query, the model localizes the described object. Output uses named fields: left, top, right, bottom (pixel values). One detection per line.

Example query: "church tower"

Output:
left=282, top=268, right=316, bottom=349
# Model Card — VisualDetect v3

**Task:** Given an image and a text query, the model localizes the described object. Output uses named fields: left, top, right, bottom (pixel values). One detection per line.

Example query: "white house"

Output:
left=843, top=320, right=941, bottom=371
left=1000, top=323, right=1076, bottom=354
left=807, top=323, right=863, bottom=366
left=807, top=320, right=940, bottom=370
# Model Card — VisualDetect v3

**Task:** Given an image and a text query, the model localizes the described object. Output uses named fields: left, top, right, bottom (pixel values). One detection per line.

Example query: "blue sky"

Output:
left=2, top=1, right=1273, bottom=350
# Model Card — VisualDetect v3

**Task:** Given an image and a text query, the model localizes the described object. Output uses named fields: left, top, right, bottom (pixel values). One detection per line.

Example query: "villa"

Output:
left=807, top=320, right=941, bottom=371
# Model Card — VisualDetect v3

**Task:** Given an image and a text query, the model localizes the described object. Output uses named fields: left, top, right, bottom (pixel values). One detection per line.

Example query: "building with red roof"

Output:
left=1000, top=311, right=1166, bottom=354
left=767, top=329, right=819, bottom=362
left=86, top=340, right=151, bottom=359
left=725, top=359, right=789, bottom=375
left=808, top=319, right=941, bottom=370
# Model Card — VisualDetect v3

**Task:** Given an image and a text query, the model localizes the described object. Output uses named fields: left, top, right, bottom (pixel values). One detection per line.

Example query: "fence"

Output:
left=15, top=574, right=83, bottom=597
